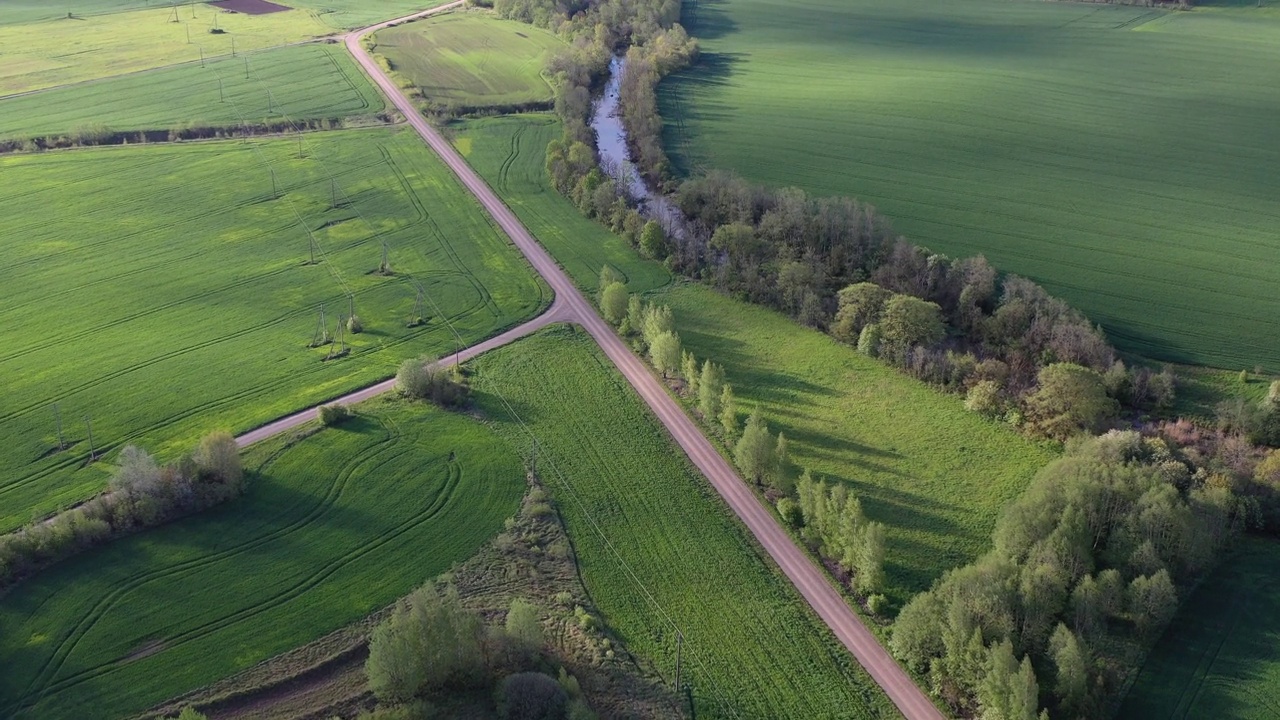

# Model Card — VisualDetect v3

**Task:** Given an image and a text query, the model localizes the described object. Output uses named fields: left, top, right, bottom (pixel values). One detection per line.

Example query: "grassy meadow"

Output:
left=0, top=0, right=450, bottom=30
left=470, top=327, right=895, bottom=719
left=0, top=398, right=524, bottom=720
left=453, top=112, right=1051, bottom=604
left=662, top=0, right=1280, bottom=372
left=1119, top=538, right=1280, bottom=718
left=451, top=114, right=673, bottom=294
left=0, top=44, right=385, bottom=140
left=0, top=128, right=546, bottom=532
left=374, top=12, right=563, bottom=111
left=0, top=5, right=334, bottom=95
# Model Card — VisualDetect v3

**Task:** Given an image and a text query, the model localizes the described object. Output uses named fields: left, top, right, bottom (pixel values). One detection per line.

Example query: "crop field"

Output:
left=469, top=327, right=895, bottom=719
left=1119, top=538, right=1280, bottom=718
left=0, top=1, right=448, bottom=29
left=451, top=114, right=672, bottom=294
left=374, top=12, right=563, bottom=111
left=662, top=0, right=1280, bottom=372
left=0, top=398, right=525, bottom=720
left=0, top=5, right=334, bottom=95
left=0, top=44, right=384, bottom=140
left=661, top=284, right=1054, bottom=604
left=0, top=128, right=546, bottom=532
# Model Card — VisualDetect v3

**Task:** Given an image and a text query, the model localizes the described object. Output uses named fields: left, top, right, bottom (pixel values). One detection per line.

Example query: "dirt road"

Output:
left=331, top=5, right=945, bottom=718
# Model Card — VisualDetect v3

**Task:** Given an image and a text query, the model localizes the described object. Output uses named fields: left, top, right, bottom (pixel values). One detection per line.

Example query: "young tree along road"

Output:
left=299, top=4, right=951, bottom=717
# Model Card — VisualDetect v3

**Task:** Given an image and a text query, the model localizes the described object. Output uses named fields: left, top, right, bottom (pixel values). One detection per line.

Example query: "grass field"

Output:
left=0, top=128, right=546, bottom=532
left=0, top=1, right=449, bottom=30
left=451, top=114, right=673, bottom=294
left=0, top=44, right=385, bottom=140
left=662, top=0, right=1280, bottom=372
left=450, top=113, right=1051, bottom=603
left=0, top=398, right=524, bottom=720
left=374, top=12, right=563, bottom=110
left=0, top=5, right=334, bottom=95
left=662, top=284, right=1054, bottom=604
left=470, top=327, right=895, bottom=719
left=1119, top=538, right=1280, bottom=719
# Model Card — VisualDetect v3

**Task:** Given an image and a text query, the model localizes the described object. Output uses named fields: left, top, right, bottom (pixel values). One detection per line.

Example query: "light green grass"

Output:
left=470, top=326, right=895, bottom=719
left=0, top=128, right=546, bottom=532
left=1119, top=538, right=1280, bottom=719
left=0, top=44, right=384, bottom=140
left=662, top=0, right=1280, bottom=372
left=455, top=112, right=1051, bottom=604
left=0, top=398, right=524, bottom=720
left=0, top=1, right=447, bottom=30
left=451, top=114, right=673, bottom=294
left=661, top=283, right=1055, bottom=604
left=375, top=12, right=563, bottom=110
left=0, top=5, right=334, bottom=95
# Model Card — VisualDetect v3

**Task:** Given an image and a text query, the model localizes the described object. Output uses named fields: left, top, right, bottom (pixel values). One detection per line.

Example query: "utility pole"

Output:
left=186, top=23, right=190, bottom=43
left=52, top=404, right=64, bottom=451
left=199, top=47, right=205, bottom=68
left=231, top=36, right=236, bottom=56
left=674, top=631, right=683, bottom=694
left=267, top=89, right=274, bottom=114
left=218, top=78, right=224, bottom=102
left=297, top=133, right=304, bottom=159
left=331, top=179, right=338, bottom=208
left=245, top=56, right=250, bottom=79
left=85, top=416, right=96, bottom=462
left=270, top=167, right=278, bottom=199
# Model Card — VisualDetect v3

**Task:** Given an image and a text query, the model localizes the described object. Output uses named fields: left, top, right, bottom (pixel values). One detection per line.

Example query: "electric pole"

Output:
left=52, top=404, right=64, bottom=450
left=85, top=416, right=96, bottom=462
left=674, top=631, right=683, bottom=694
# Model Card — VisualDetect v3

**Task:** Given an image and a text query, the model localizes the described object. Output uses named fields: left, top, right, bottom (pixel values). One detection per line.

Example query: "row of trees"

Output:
left=0, top=432, right=244, bottom=589
left=891, top=431, right=1244, bottom=718
left=365, top=579, right=596, bottom=720
left=0, top=117, right=350, bottom=156
left=791, top=471, right=886, bottom=597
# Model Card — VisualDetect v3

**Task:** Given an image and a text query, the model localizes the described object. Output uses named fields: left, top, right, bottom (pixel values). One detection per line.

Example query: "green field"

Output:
left=663, top=283, right=1054, bottom=603
left=0, top=129, right=546, bottom=532
left=0, top=44, right=384, bottom=140
left=662, top=0, right=1280, bottom=372
left=452, top=114, right=673, bottom=294
left=1120, top=538, right=1280, bottom=718
left=0, top=0, right=445, bottom=30
left=470, top=327, right=894, bottom=719
left=453, top=113, right=1051, bottom=604
left=375, top=12, right=563, bottom=111
left=0, top=5, right=334, bottom=95
left=0, top=398, right=524, bottom=720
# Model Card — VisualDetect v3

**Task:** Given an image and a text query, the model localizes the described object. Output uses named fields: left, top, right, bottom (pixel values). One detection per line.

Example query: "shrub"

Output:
left=347, top=315, right=364, bottom=334
left=319, top=404, right=352, bottom=426
left=498, top=672, right=567, bottom=720
left=776, top=497, right=803, bottom=527
left=867, top=593, right=888, bottom=617
left=397, top=357, right=469, bottom=408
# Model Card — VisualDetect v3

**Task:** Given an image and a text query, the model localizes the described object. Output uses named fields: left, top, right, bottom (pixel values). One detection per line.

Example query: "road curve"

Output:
left=343, top=6, right=944, bottom=719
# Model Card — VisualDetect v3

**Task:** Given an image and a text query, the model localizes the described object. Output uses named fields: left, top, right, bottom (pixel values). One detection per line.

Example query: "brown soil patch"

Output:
left=125, top=639, right=167, bottom=663
left=207, top=0, right=292, bottom=15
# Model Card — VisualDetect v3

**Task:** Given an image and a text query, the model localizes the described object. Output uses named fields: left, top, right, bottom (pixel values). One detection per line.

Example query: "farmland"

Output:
left=0, top=128, right=546, bottom=532
left=0, top=398, right=524, bottom=720
left=0, top=0, right=448, bottom=29
left=374, top=13, right=563, bottom=111
left=451, top=114, right=673, bottom=294
left=470, top=326, right=895, bottom=719
left=0, top=5, right=334, bottom=95
left=1119, top=538, right=1280, bottom=719
left=662, top=0, right=1280, bottom=372
left=0, top=44, right=385, bottom=140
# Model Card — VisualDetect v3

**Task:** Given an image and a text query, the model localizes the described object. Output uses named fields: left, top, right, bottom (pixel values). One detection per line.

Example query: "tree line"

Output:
left=0, top=432, right=243, bottom=591
left=891, top=430, right=1244, bottom=718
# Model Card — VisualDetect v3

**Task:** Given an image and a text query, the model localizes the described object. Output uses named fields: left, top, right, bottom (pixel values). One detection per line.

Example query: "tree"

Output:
left=681, top=350, right=699, bottom=394
left=599, top=282, right=628, bottom=325
left=698, top=360, right=724, bottom=419
left=639, top=220, right=667, bottom=259
left=734, top=410, right=774, bottom=483
left=773, top=432, right=792, bottom=494
left=857, top=323, right=881, bottom=357
left=397, top=357, right=468, bottom=408
left=856, top=521, right=886, bottom=594
left=1024, top=363, right=1118, bottom=440
left=498, top=672, right=568, bottom=720
left=719, top=384, right=738, bottom=437
left=641, top=304, right=674, bottom=347
left=1129, top=569, right=1177, bottom=640
left=832, top=282, right=893, bottom=343
left=649, top=331, right=681, bottom=378
left=1048, top=623, right=1089, bottom=716
left=505, top=598, right=543, bottom=655
left=963, top=381, right=1002, bottom=419
left=625, top=295, right=644, bottom=334
left=176, top=709, right=209, bottom=720
left=979, top=640, right=1039, bottom=720
left=598, top=265, right=623, bottom=297
left=878, top=294, right=945, bottom=361
left=195, top=431, right=242, bottom=488
left=366, top=582, right=484, bottom=703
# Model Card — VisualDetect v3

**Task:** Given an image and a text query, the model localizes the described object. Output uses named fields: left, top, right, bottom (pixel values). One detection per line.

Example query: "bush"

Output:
left=776, top=497, right=803, bottom=527
left=867, top=593, right=889, bottom=616
left=498, top=672, right=567, bottom=720
left=397, top=357, right=469, bottom=408
left=319, top=403, right=352, bottom=426
left=347, top=315, right=364, bottom=334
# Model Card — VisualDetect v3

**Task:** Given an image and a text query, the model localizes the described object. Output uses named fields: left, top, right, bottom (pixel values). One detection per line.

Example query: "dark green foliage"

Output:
left=498, top=673, right=567, bottom=720
left=319, top=403, right=352, bottom=426
left=397, top=357, right=470, bottom=409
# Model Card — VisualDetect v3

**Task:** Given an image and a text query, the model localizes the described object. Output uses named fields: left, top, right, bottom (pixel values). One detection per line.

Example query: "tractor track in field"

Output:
left=342, top=4, right=944, bottom=718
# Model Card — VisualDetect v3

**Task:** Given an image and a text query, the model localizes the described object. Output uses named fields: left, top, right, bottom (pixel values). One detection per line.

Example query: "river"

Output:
left=590, top=55, right=686, bottom=239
